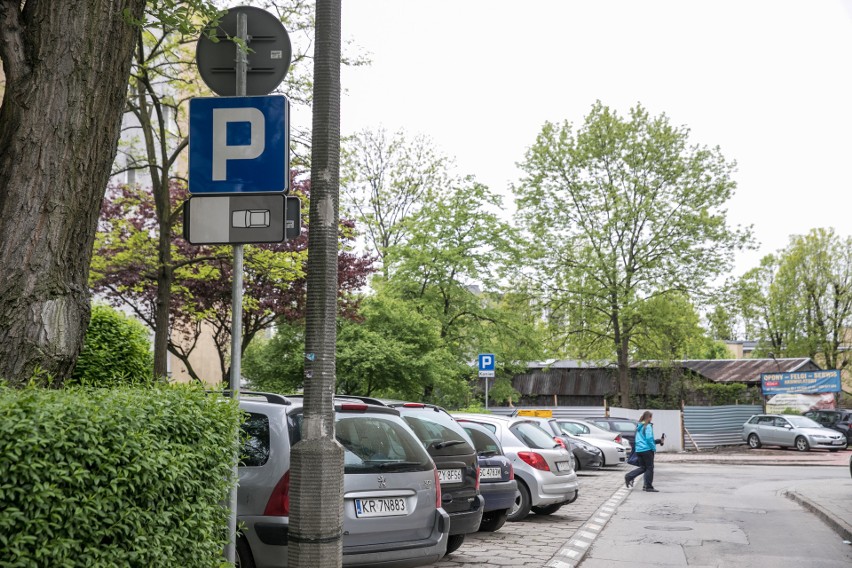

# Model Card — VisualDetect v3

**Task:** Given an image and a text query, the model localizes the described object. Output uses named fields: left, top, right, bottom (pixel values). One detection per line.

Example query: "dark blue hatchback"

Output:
left=458, top=420, right=517, bottom=532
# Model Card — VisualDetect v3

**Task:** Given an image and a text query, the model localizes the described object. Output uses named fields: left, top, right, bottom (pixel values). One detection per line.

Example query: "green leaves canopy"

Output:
left=515, top=102, right=750, bottom=406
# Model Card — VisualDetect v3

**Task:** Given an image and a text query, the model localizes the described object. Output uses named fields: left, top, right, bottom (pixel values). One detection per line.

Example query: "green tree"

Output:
left=383, top=177, right=535, bottom=402
left=341, top=128, right=451, bottom=278
left=632, top=293, right=714, bottom=361
left=737, top=228, right=852, bottom=374
left=243, top=322, right=305, bottom=393
left=515, top=102, right=751, bottom=407
left=69, top=304, right=154, bottom=387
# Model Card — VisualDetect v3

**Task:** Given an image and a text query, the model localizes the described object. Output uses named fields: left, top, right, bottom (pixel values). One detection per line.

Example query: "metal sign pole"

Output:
left=484, top=376, right=489, bottom=410
left=225, top=12, right=248, bottom=565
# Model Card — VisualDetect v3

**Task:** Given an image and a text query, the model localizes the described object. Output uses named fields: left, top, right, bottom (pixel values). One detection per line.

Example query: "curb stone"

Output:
left=783, top=490, right=852, bottom=542
left=544, top=483, right=632, bottom=567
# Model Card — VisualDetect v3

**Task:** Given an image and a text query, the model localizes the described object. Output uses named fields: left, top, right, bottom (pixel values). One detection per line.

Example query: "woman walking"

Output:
left=624, top=411, right=664, bottom=492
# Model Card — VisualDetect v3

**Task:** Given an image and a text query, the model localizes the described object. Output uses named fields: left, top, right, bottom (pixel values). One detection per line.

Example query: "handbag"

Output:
left=627, top=451, right=640, bottom=466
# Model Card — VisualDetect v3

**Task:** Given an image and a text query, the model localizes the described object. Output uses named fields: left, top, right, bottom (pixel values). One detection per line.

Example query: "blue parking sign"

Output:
left=478, top=354, right=495, bottom=372
left=189, top=95, right=289, bottom=194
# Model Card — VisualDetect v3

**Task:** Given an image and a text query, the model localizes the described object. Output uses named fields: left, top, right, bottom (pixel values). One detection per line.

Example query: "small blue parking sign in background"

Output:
left=478, top=354, right=495, bottom=372
left=189, top=95, right=289, bottom=194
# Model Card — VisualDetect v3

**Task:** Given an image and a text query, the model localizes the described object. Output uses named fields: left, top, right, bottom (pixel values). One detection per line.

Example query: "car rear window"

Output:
left=336, top=415, right=433, bottom=473
left=241, top=412, right=270, bottom=467
left=289, top=411, right=433, bottom=473
left=609, top=421, right=636, bottom=433
left=399, top=409, right=475, bottom=456
left=511, top=421, right=559, bottom=450
left=462, top=425, right=501, bottom=455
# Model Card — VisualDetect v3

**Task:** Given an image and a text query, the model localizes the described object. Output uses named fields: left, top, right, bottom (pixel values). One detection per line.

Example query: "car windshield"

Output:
left=511, top=421, right=559, bottom=450
left=785, top=416, right=822, bottom=429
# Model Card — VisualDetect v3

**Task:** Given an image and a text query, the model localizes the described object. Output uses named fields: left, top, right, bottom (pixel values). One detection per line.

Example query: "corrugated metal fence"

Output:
left=682, top=405, right=763, bottom=449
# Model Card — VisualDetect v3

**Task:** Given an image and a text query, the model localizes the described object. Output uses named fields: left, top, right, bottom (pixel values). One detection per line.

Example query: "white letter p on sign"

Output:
left=212, top=108, right=266, bottom=181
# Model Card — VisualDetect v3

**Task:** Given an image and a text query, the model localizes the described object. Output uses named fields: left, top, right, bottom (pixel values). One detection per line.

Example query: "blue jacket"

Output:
left=634, top=422, right=656, bottom=453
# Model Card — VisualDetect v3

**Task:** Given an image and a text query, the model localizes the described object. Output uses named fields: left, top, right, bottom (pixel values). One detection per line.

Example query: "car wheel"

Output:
left=446, top=534, right=465, bottom=555
left=236, top=535, right=255, bottom=568
left=507, top=480, right=532, bottom=522
left=531, top=503, right=562, bottom=515
left=747, top=433, right=761, bottom=449
left=573, top=453, right=582, bottom=472
left=478, top=509, right=508, bottom=532
left=795, top=436, right=810, bottom=452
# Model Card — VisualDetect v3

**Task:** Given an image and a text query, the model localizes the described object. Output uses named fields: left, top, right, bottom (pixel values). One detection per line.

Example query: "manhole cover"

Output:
left=645, top=526, right=694, bottom=531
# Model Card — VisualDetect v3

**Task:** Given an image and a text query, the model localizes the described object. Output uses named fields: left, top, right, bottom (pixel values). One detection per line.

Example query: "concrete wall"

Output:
left=609, top=407, right=683, bottom=453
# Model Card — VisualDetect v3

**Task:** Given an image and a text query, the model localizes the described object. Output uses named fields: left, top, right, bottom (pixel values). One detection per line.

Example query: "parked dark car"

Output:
left=458, top=420, right=517, bottom=532
left=386, top=402, right=484, bottom=555
left=585, top=416, right=640, bottom=448
left=802, top=409, right=852, bottom=447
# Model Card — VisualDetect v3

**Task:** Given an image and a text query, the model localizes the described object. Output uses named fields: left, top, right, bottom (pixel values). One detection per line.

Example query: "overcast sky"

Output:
left=336, top=0, right=852, bottom=276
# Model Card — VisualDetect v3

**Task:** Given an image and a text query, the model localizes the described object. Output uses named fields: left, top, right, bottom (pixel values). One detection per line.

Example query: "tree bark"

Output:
left=0, top=0, right=146, bottom=385
left=288, top=1, right=344, bottom=566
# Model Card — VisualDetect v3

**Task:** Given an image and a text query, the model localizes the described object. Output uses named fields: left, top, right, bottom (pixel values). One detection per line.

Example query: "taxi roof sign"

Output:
left=516, top=409, right=553, bottom=418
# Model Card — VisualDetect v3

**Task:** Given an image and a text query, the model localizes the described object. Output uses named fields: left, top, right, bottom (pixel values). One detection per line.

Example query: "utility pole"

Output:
left=288, top=1, right=344, bottom=566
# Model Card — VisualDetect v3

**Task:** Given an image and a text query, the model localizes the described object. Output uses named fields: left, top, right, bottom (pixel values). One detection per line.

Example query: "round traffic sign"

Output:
left=197, top=6, right=292, bottom=96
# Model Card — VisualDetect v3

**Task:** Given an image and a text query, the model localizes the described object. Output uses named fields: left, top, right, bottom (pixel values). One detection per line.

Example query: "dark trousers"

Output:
left=625, top=450, right=655, bottom=488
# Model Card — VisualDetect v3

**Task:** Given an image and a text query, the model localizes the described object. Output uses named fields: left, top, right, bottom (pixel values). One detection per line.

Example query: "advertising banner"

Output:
left=760, top=370, right=841, bottom=395
left=765, top=393, right=836, bottom=414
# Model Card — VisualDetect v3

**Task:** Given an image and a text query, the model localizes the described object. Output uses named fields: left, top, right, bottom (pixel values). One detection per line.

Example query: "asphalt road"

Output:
left=424, top=454, right=852, bottom=567
left=579, top=463, right=852, bottom=568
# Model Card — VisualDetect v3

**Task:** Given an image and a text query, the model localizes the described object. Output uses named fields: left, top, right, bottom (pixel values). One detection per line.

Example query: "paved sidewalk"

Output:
left=431, top=449, right=851, bottom=567
left=432, top=468, right=627, bottom=567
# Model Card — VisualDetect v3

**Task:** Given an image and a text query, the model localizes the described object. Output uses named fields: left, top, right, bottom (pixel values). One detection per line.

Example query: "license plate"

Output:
left=834, top=439, right=845, bottom=445
left=556, top=461, right=571, bottom=472
left=479, top=467, right=502, bottom=480
left=438, top=469, right=463, bottom=484
left=354, top=497, right=408, bottom=518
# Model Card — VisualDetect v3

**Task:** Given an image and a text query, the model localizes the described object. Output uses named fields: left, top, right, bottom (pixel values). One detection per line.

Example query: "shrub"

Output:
left=70, top=304, right=155, bottom=387
left=0, top=385, right=241, bottom=567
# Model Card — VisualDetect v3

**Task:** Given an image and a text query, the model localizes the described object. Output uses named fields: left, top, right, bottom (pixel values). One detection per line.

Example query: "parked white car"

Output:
left=554, top=418, right=632, bottom=449
left=548, top=419, right=627, bottom=466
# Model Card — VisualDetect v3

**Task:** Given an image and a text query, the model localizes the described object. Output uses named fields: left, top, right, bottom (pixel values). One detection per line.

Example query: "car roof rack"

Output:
left=220, top=390, right=291, bottom=405
left=281, top=393, right=388, bottom=406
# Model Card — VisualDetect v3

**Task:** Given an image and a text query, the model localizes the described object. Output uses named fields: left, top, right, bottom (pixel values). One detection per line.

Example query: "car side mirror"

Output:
left=785, top=424, right=793, bottom=429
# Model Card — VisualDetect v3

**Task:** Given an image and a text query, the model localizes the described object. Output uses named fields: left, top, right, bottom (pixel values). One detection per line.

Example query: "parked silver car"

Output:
left=453, top=414, right=578, bottom=522
left=743, top=413, right=846, bottom=452
left=551, top=419, right=628, bottom=466
left=237, top=393, right=449, bottom=568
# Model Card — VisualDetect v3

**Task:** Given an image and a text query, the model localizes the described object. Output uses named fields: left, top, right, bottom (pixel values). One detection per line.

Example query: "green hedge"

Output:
left=0, top=386, right=241, bottom=568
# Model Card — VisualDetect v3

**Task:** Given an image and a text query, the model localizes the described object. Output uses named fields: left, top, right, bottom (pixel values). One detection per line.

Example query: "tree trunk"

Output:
left=613, top=311, right=631, bottom=408
left=288, top=1, right=344, bottom=566
left=0, top=0, right=146, bottom=386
